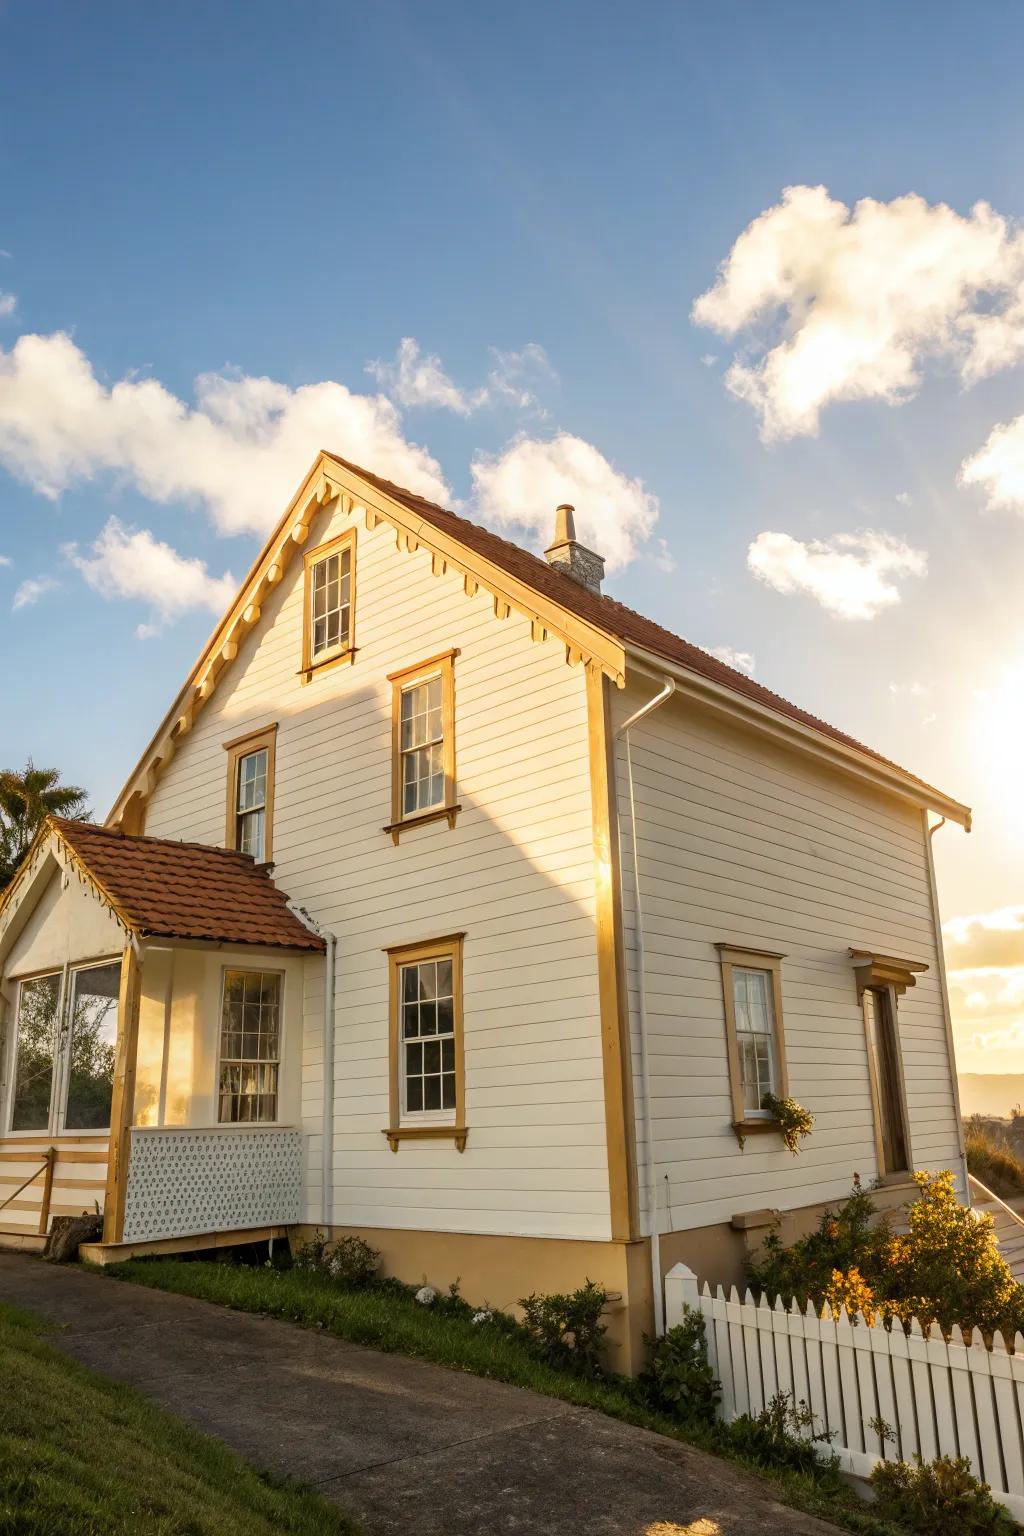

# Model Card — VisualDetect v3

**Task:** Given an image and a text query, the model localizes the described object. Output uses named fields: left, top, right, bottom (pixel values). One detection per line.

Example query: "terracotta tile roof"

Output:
left=52, top=819, right=325, bottom=952
left=327, top=453, right=951, bottom=802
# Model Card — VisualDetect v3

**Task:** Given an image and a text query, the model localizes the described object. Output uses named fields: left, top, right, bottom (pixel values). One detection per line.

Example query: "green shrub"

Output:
left=518, top=1280, right=608, bottom=1376
left=870, top=1454, right=1016, bottom=1534
left=726, top=1392, right=836, bottom=1478
left=292, top=1228, right=332, bottom=1274
left=640, top=1309, right=720, bottom=1425
left=328, top=1235, right=380, bottom=1287
left=966, top=1120, right=1024, bottom=1200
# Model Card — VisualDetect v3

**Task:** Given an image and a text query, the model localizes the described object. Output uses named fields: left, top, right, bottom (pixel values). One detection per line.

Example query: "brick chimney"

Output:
left=544, top=504, right=605, bottom=594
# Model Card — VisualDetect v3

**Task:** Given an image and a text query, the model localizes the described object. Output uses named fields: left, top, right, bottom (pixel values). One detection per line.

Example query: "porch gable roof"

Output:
left=43, top=819, right=325, bottom=953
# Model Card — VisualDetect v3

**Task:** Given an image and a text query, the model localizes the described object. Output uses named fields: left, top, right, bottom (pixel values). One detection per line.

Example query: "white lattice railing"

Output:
left=666, top=1262, right=1024, bottom=1520
left=121, top=1126, right=302, bottom=1243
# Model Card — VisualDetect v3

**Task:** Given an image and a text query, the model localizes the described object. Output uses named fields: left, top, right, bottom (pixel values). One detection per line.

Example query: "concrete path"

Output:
left=0, top=1254, right=845, bottom=1536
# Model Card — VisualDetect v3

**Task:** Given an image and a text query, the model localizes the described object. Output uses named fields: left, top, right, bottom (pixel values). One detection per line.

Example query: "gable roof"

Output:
left=11, top=819, right=324, bottom=952
left=325, top=455, right=966, bottom=817
left=105, top=449, right=970, bottom=831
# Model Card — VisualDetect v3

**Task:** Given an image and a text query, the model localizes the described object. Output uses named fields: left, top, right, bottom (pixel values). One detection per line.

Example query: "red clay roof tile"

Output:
left=52, top=819, right=324, bottom=952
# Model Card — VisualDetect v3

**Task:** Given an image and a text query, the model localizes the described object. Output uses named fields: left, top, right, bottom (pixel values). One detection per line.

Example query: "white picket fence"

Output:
left=665, top=1262, right=1024, bottom=1520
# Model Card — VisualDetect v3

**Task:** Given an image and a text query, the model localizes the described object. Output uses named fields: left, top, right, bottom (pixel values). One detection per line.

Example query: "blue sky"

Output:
left=6, top=2, right=1024, bottom=1066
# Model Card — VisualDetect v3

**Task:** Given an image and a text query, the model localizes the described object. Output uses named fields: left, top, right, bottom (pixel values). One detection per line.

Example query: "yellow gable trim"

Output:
left=107, top=453, right=627, bottom=828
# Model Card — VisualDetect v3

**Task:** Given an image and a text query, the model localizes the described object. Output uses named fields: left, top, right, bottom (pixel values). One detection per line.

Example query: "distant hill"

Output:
left=959, top=1075, right=1024, bottom=1119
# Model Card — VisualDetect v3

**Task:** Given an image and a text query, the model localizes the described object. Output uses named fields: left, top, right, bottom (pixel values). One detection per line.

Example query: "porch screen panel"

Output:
left=219, top=970, right=280, bottom=1124
left=10, top=973, right=61, bottom=1131
left=65, top=961, right=120, bottom=1130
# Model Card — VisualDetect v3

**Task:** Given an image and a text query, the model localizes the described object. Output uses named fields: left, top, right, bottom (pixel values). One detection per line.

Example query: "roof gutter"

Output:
left=626, top=647, right=971, bottom=831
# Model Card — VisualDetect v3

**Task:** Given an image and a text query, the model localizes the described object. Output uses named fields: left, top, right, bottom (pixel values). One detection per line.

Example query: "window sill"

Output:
left=732, top=1118, right=781, bottom=1146
left=383, top=804, right=461, bottom=844
left=298, top=647, right=358, bottom=684
left=383, top=1125, right=468, bottom=1153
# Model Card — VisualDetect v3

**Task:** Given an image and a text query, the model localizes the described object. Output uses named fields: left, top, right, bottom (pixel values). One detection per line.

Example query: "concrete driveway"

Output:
left=0, top=1253, right=845, bottom=1536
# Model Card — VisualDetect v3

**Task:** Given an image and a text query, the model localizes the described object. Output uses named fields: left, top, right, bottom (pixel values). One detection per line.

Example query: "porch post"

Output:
left=102, top=942, right=142, bottom=1245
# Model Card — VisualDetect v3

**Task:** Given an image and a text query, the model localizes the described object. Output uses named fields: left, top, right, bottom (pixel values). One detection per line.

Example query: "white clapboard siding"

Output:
left=144, top=497, right=609, bottom=1242
left=666, top=1263, right=1024, bottom=1520
left=611, top=679, right=961, bottom=1233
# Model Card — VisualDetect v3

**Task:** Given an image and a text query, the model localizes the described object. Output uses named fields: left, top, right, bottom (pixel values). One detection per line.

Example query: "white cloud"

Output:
left=471, top=432, right=659, bottom=573
left=747, top=529, right=927, bottom=619
left=960, top=412, right=1024, bottom=512
left=63, top=517, right=236, bottom=636
left=700, top=354, right=718, bottom=368
left=0, top=293, right=15, bottom=319
left=708, top=645, right=755, bottom=675
left=693, top=185, right=1024, bottom=439
left=888, top=679, right=930, bottom=697
left=367, top=337, right=555, bottom=416
left=895, top=491, right=912, bottom=506
left=12, top=575, right=57, bottom=611
left=0, top=554, right=10, bottom=567
left=0, top=331, right=449, bottom=536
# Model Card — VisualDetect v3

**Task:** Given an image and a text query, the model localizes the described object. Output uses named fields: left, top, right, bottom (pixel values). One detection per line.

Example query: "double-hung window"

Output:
left=224, top=724, right=277, bottom=864
left=302, top=530, right=356, bottom=676
left=218, top=969, right=282, bottom=1124
left=7, top=960, right=120, bottom=1134
left=386, top=650, right=458, bottom=840
left=384, top=935, right=465, bottom=1149
left=716, top=945, right=788, bottom=1128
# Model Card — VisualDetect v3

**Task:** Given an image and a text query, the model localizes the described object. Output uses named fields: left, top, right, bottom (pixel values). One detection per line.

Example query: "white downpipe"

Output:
left=616, top=674, right=676, bottom=1337
left=286, top=902, right=337, bottom=1229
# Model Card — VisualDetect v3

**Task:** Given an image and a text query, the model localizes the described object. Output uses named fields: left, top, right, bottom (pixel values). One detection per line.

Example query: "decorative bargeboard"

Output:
left=121, top=1126, right=302, bottom=1243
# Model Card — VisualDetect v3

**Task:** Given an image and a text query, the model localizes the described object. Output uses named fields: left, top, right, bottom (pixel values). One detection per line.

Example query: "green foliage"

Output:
left=966, top=1118, right=1024, bottom=1199
left=292, top=1229, right=332, bottom=1274
left=727, top=1392, right=836, bottom=1478
left=761, top=1093, right=815, bottom=1153
left=0, top=1300, right=357, bottom=1535
left=748, top=1170, right=1024, bottom=1337
left=639, top=1309, right=720, bottom=1425
left=518, top=1280, right=608, bottom=1375
left=292, top=1232, right=381, bottom=1288
left=870, top=1455, right=1016, bottom=1535
left=0, top=760, right=90, bottom=890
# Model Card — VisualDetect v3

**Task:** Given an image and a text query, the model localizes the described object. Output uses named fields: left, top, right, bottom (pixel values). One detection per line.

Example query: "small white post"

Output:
left=664, top=1262, right=700, bottom=1330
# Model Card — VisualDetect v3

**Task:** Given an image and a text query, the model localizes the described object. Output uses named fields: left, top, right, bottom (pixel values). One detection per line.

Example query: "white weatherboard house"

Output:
left=0, top=452, right=971, bottom=1370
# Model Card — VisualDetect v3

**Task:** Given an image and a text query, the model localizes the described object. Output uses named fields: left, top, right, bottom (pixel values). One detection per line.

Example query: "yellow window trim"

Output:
left=385, top=649, right=459, bottom=844
left=300, top=527, right=357, bottom=682
left=223, top=723, right=278, bottom=864
left=715, top=943, right=789, bottom=1131
left=383, top=933, right=466, bottom=1152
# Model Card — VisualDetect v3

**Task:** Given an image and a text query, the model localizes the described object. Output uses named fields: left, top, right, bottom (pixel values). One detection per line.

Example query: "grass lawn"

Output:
left=0, top=1300, right=358, bottom=1536
left=108, top=1257, right=903, bottom=1536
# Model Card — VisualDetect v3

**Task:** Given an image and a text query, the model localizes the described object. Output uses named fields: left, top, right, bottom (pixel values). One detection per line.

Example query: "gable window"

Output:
left=218, top=969, right=281, bottom=1124
left=385, top=650, right=459, bottom=841
left=8, top=962, right=119, bottom=1135
left=716, top=945, right=788, bottom=1130
left=301, top=529, right=356, bottom=678
left=384, top=934, right=466, bottom=1151
left=224, top=724, right=277, bottom=864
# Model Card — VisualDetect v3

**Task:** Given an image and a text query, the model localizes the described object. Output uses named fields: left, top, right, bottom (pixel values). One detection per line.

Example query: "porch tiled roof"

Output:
left=51, top=819, right=325, bottom=952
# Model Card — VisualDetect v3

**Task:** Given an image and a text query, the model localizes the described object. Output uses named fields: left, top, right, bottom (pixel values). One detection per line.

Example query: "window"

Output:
left=301, top=529, right=356, bottom=677
left=8, top=961, right=119, bottom=1134
left=218, top=969, right=281, bottom=1124
left=863, top=987, right=910, bottom=1175
left=716, top=944, right=788, bottom=1129
left=386, top=650, right=458, bottom=841
left=384, top=935, right=466, bottom=1150
left=224, top=724, right=277, bottom=864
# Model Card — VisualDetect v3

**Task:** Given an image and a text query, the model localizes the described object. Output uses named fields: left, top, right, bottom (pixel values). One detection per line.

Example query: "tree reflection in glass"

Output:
left=64, top=962, right=119, bottom=1130
left=10, top=973, right=61, bottom=1131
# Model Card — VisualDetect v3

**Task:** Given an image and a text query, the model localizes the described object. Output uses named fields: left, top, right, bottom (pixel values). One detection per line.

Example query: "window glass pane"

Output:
left=10, top=973, right=61, bottom=1131
left=399, top=673, right=446, bottom=816
left=219, top=970, right=280, bottom=1124
left=64, top=962, right=120, bottom=1130
left=238, top=807, right=265, bottom=861
left=310, top=549, right=351, bottom=659
left=733, top=967, right=777, bottom=1112
left=237, top=749, right=267, bottom=813
left=400, top=958, right=456, bottom=1119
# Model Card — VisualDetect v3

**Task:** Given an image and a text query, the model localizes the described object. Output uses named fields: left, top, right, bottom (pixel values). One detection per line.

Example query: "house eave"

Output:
left=625, top=644, right=972, bottom=831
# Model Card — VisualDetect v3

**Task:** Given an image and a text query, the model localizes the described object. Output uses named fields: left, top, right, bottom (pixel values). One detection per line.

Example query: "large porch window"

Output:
left=218, top=969, right=281, bottom=1124
left=8, top=960, right=119, bottom=1134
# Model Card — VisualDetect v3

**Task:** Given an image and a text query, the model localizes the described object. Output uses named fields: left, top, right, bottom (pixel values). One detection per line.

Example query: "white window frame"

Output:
left=5, top=957, right=121, bottom=1138
left=215, top=966, right=286, bottom=1126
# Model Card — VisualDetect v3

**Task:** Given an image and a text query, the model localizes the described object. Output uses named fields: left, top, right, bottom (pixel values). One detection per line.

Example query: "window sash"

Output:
left=733, top=967, right=778, bottom=1114
left=399, top=957, right=457, bottom=1120
left=218, top=969, right=282, bottom=1124
left=400, top=675, right=445, bottom=816
left=63, top=961, right=119, bottom=1132
left=864, top=987, right=909, bottom=1174
left=236, top=747, right=268, bottom=861
left=309, top=548, right=352, bottom=661
left=9, top=972, right=62, bottom=1132
left=7, top=961, right=120, bottom=1135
